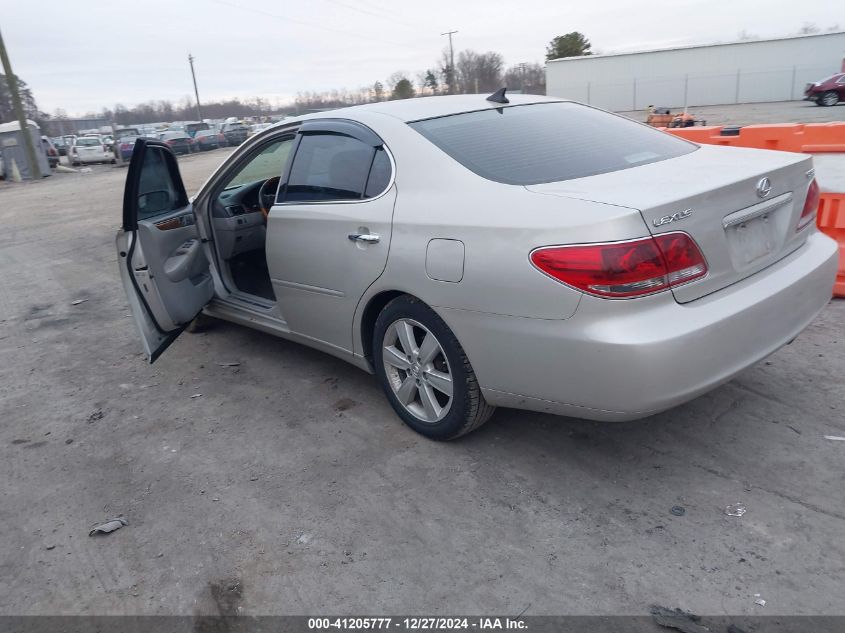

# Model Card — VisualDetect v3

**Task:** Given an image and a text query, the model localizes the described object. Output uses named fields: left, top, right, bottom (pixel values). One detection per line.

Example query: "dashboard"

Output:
left=211, top=180, right=267, bottom=259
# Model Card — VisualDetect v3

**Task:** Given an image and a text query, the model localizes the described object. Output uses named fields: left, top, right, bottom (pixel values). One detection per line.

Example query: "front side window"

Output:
left=280, top=133, right=391, bottom=203
left=223, top=138, right=295, bottom=191
left=408, top=101, right=697, bottom=185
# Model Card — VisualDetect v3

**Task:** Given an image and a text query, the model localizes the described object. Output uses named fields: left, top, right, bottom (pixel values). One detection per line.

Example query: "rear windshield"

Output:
left=408, top=101, right=697, bottom=185
left=76, top=138, right=101, bottom=146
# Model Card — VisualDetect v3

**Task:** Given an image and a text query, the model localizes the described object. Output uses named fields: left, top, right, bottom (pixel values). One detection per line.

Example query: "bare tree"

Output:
left=798, top=22, right=820, bottom=34
left=503, top=63, right=546, bottom=95
left=455, top=50, right=504, bottom=94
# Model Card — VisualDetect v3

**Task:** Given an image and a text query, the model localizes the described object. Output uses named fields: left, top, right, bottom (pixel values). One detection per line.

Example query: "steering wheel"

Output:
left=258, top=176, right=281, bottom=221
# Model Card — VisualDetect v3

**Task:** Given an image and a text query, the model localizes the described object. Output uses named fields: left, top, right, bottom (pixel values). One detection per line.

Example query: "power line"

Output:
left=441, top=30, right=458, bottom=94
left=0, top=26, right=41, bottom=180
left=319, top=0, right=419, bottom=28
left=208, top=0, right=407, bottom=47
left=188, top=53, right=203, bottom=121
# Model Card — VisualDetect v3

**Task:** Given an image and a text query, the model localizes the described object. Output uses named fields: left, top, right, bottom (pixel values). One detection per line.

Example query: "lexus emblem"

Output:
left=756, top=177, right=772, bottom=198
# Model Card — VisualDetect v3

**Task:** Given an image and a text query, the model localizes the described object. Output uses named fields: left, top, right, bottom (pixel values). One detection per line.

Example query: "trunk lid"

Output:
left=526, top=144, right=816, bottom=302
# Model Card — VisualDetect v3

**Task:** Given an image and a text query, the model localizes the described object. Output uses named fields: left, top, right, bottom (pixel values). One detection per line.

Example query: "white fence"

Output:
left=552, top=64, right=836, bottom=111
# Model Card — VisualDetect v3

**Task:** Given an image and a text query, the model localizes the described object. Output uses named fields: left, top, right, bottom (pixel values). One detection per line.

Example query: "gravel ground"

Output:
left=1, top=131, right=844, bottom=618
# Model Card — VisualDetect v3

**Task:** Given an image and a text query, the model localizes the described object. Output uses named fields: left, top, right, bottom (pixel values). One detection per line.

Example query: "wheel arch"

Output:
left=358, top=289, right=407, bottom=369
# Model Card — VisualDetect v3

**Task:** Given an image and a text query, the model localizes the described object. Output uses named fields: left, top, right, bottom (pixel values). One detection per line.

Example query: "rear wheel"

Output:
left=819, top=91, right=839, bottom=107
left=373, top=295, right=494, bottom=440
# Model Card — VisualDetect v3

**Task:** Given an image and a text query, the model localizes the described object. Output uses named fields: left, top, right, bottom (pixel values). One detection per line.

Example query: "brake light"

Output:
left=797, top=178, right=819, bottom=231
left=530, top=232, right=707, bottom=298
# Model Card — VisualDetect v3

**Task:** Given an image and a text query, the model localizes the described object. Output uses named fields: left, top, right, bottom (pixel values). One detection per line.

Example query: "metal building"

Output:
left=546, top=31, right=845, bottom=112
left=0, top=119, right=48, bottom=180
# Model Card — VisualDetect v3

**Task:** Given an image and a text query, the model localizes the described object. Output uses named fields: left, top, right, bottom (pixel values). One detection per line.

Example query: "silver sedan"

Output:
left=117, top=93, right=838, bottom=440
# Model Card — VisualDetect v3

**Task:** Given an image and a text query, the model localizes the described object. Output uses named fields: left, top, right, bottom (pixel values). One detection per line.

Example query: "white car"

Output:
left=70, top=136, right=115, bottom=165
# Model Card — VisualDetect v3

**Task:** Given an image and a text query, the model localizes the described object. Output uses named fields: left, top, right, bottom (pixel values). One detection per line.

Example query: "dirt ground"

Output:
left=1, top=128, right=844, bottom=618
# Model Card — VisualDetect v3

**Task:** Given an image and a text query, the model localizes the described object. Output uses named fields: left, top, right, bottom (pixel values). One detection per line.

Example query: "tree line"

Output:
left=2, top=33, right=595, bottom=132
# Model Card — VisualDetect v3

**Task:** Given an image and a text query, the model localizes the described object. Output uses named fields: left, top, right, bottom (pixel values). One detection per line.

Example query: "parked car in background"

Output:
left=51, top=137, right=70, bottom=156
left=804, top=73, right=845, bottom=106
left=248, top=122, right=271, bottom=137
left=193, top=129, right=226, bottom=150
left=221, top=121, right=249, bottom=145
left=158, top=131, right=195, bottom=155
left=70, top=136, right=114, bottom=165
left=116, top=94, right=837, bottom=441
left=185, top=121, right=211, bottom=137
left=41, top=136, right=59, bottom=168
left=115, top=127, right=142, bottom=140
left=117, top=136, right=142, bottom=161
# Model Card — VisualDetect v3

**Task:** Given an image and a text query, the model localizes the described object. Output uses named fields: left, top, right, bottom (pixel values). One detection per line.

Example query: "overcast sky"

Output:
left=1, top=0, right=840, bottom=115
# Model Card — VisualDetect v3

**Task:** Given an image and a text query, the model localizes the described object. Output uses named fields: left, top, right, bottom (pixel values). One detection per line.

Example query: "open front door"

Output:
left=116, top=139, right=214, bottom=362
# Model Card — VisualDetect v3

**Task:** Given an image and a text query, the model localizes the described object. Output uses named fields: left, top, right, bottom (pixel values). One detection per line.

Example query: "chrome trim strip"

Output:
left=722, top=192, right=793, bottom=229
left=271, top=278, right=345, bottom=297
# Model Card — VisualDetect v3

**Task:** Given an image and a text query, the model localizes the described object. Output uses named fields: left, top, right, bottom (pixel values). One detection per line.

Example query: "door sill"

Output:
left=205, top=294, right=290, bottom=334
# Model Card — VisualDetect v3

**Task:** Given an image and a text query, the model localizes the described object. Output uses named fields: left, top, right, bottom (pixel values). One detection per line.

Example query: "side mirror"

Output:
left=139, top=190, right=172, bottom=213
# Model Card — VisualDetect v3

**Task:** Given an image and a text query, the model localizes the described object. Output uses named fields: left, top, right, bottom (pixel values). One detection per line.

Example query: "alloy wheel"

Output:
left=382, top=318, right=453, bottom=423
left=821, top=92, right=839, bottom=106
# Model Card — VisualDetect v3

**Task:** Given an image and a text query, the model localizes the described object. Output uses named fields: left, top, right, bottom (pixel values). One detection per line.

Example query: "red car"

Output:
left=804, top=72, right=845, bottom=106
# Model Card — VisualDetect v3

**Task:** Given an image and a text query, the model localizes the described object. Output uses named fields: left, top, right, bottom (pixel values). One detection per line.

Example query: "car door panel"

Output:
left=117, top=139, right=213, bottom=362
left=266, top=188, right=396, bottom=350
left=265, top=123, right=396, bottom=352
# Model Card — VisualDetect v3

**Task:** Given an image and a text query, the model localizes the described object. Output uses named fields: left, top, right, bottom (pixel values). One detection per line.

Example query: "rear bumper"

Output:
left=439, top=231, right=838, bottom=421
left=75, top=154, right=111, bottom=164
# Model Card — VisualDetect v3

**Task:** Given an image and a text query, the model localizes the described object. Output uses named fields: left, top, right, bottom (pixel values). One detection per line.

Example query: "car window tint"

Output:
left=137, top=147, right=182, bottom=220
left=408, top=102, right=697, bottom=185
left=283, top=134, right=375, bottom=202
left=364, top=147, right=391, bottom=198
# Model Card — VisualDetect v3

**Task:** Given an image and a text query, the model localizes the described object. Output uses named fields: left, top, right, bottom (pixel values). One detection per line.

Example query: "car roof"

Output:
left=315, top=93, right=568, bottom=123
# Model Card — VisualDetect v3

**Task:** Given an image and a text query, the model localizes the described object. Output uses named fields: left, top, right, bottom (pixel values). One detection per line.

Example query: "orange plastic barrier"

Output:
left=662, top=122, right=845, bottom=153
left=818, top=193, right=845, bottom=297
left=662, top=123, right=845, bottom=297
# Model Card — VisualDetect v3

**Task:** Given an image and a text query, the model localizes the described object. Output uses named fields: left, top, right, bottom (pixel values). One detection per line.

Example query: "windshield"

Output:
left=408, top=101, right=697, bottom=185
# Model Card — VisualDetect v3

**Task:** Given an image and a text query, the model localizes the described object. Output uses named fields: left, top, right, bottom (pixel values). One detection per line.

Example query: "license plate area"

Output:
left=727, top=215, right=776, bottom=264
left=723, top=195, right=792, bottom=270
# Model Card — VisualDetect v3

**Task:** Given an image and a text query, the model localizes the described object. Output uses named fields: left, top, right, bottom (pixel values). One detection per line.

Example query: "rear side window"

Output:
left=281, top=133, right=391, bottom=203
left=408, top=101, right=697, bottom=185
left=364, top=148, right=391, bottom=198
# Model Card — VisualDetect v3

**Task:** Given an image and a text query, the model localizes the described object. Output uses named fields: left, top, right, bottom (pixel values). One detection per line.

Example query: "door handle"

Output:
left=348, top=233, right=380, bottom=244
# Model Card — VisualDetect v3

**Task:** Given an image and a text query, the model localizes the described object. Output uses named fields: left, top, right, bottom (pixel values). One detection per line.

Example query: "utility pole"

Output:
left=188, top=53, right=203, bottom=121
left=0, top=27, right=41, bottom=179
left=441, top=30, right=458, bottom=94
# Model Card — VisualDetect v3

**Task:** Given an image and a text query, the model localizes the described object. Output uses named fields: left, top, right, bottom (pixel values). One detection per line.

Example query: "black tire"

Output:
left=373, top=295, right=495, bottom=440
left=186, top=311, right=215, bottom=333
left=819, top=91, right=839, bottom=107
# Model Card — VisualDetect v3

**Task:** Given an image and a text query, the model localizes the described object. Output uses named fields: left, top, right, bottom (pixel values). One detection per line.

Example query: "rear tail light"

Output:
left=797, top=178, right=820, bottom=231
left=530, top=232, right=707, bottom=298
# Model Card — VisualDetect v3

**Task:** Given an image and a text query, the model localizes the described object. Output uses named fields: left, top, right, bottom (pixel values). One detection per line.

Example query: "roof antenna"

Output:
left=486, top=87, right=509, bottom=104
